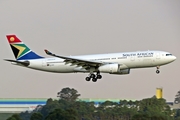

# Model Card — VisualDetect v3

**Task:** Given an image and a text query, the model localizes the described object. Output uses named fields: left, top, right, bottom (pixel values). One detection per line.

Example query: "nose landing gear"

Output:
left=156, top=66, right=160, bottom=74
left=85, top=71, right=102, bottom=82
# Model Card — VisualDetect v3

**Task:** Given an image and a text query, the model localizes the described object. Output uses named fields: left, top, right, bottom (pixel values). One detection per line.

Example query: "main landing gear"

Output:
left=156, top=66, right=160, bottom=74
left=85, top=71, right=102, bottom=82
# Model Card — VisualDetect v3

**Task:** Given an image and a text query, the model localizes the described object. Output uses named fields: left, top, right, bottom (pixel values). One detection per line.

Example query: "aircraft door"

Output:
left=42, top=60, right=47, bottom=67
left=152, top=52, right=161, bottom=65
left=130, top=55, right=135, bottom=61
left=156, top=53, right=160, bottom=59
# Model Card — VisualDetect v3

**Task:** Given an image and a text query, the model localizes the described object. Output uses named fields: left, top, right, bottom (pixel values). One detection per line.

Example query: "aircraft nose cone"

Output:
left=173, top=56, right=177, bottom=60
left=171, top=56, right=177, bottom=62
left=166, top=55, right=177, bottom=63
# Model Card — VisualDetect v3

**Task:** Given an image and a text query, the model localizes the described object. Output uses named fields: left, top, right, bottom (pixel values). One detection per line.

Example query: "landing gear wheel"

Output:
left=86, top=71, right=102, bottom=82
left=85, top=77, right=91, bottom=81
left=97, top=75, right=102, bottom=79
left=90, top=74, right=95, bottom=78
left=92, top=78, right=97, bottom=82
left=156, top=70, right=160, bottom=74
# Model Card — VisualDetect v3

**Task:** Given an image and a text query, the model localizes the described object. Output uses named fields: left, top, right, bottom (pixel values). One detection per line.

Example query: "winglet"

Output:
left=44, top=49, right=52, bottom=55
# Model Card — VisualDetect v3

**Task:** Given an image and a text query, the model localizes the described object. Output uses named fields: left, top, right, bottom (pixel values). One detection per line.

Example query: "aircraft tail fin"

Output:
left=6, top=35, right=43, bottom=60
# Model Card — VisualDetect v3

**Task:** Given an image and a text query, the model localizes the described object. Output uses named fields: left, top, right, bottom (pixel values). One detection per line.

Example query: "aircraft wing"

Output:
left=44, top=49, right=105, bottom=69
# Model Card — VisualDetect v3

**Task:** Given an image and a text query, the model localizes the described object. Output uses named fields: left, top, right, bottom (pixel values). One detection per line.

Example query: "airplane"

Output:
left=4, top=35, right=176, bottom=82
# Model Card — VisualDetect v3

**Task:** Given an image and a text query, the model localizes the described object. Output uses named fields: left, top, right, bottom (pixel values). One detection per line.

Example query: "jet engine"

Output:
left=98, top=64, right=120, bottom=73
left=110, top=68, right=130, bottom=75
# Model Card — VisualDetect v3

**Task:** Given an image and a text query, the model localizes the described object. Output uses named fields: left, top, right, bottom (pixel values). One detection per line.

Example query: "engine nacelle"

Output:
left=110, top=69, right=130, bottom=75
left=98, top=64, right=120, bottom=73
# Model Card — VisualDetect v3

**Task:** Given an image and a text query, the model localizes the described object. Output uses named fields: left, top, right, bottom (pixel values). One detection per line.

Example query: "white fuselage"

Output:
left=15, top=50, right=176, bottom=74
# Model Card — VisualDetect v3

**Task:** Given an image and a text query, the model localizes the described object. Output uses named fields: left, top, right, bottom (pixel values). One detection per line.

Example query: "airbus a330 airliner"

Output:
left=4, top=35, right=176, bottom=82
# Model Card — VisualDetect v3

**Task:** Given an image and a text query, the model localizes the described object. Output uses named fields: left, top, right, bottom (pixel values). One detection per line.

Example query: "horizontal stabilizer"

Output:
left=4, top=59, right=30, bottom=66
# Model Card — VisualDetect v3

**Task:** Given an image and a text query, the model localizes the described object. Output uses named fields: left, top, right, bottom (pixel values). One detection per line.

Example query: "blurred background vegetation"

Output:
left=4, top=87, right=180, bottom=120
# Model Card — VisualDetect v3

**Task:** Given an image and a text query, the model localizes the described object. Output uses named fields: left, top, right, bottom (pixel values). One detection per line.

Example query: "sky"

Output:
left=0, top=0, right=180, bottom=102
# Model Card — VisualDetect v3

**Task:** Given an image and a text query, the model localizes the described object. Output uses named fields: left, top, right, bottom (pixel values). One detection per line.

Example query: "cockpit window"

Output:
left=166, top=54, right=172, bottom=56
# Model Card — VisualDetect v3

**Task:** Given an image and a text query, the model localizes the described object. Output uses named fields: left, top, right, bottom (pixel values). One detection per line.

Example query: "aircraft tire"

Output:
left=86, top=77, right=91, bottom=81
left=90, top=74, right=96, bottom=78
left=92, top=78, right=97, bottom=82
left=156, top=70, right=160, bottom=74
left=97, top=75, right=102, bottom=79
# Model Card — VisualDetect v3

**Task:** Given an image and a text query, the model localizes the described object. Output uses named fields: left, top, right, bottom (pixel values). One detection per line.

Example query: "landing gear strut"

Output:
left=156, top=66, right=160, bottom=74
left=85, top=71, right=102, bottom=82
left=96, top=71, right=102, bottom=79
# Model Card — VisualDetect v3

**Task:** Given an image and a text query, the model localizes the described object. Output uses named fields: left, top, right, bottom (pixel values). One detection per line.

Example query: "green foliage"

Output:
left=93, top=100, right=138, bottom=120
left=175, top=117, right=180, bottom=120
left=20, top=111, right=32, bottom=120
left=30, top=112, right=43, bottom=120
left=57, top=87, right=80, bottom=102
left=0, top=113, right=13, bottom=120
left=40, top=98, right=62, bottom=117
left=175, top=109, right=180, bottom=120
left=132, top=113, right=170, bottom=120
left=69, top=101, right=95, bottom=119
left=139, top=97, right=166, bottom=112
left=6, top=114, right=22, bottom=120
left=132, top=96, right=174, bottom=120
left=45, top=108, right=78, bottom=120
left=18, top=88, right=176, bottom=120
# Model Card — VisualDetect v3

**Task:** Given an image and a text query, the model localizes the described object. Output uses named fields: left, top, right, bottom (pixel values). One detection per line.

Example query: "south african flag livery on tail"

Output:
left=6, top=35, right=43, bottom=60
